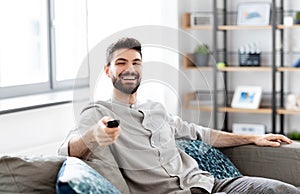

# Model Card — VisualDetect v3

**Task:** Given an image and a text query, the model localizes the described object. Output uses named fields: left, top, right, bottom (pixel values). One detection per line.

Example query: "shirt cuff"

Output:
left=57, top=130, right=78, bottom=156
left=198, top=126, right=211, bottom=145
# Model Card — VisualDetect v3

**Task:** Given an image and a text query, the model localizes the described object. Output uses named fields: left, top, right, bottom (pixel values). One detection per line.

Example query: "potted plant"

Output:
left=295, top=12, right=300, bottom=24
left=193, top=44, right=210, bottom=66
left=287, top=131, right=300, bottom=141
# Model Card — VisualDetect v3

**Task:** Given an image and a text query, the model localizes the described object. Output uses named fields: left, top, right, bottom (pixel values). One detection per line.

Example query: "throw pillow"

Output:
left=0, top=155, right=66, bottom=193
left=56, top=157, right=121, bottom=194
left=176, top=139, right=242, bottom=180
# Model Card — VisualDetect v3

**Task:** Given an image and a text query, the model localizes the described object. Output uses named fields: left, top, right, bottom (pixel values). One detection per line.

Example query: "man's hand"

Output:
left=253, top=134, right=293, bottom=147
left=93, top=116, right=121, bottom=146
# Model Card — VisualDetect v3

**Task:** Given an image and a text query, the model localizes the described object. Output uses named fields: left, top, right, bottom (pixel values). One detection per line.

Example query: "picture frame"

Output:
left=237, top=3, right=271, bottom=26
left=232, top=123, right=265, bottom=135
left=231, top=86, right=262, bottom=109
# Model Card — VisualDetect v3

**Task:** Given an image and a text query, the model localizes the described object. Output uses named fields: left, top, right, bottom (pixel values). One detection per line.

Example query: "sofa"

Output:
left=220, top=142, right=300, bottom=189
left=1, top=141, right=299, bottom=193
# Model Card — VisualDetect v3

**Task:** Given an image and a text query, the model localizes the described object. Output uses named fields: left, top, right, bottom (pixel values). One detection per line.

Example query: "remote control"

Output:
left=107, top=120, right=120, bottom=128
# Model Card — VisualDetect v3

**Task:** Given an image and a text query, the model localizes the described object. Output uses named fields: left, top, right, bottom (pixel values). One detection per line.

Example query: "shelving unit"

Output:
left=277, top=67, right=300, bottom=72
left=218, top=25, right=272, bottom=30
left=277, top=24, right=300, bottom=29
left=184, top=92, right=272, bottom=114
left=181, top=0, right=300, bottom=134
left=183, top=55, right=213, bottom=70
left=182, top=13, right=212, bottom=30
left=277, top=1, right=300, bottom=134
left=277, top=109, right=300, bottom=115
left=217, top=66, right=272, bottom=72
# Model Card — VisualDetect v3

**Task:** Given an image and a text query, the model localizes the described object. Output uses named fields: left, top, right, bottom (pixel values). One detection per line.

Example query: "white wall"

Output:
left=0, top=103, right=74, bottom=155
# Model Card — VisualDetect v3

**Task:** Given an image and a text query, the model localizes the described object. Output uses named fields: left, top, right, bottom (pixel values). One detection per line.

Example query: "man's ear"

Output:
left=104, top=64, right=111, bottom=77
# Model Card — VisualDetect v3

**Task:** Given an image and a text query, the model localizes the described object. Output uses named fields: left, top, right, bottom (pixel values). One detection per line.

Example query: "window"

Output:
left=0, top=0, right=176, bottom=110
left=0, top=0, right=50, bottom=98
left=0, top=0, right=49, bottom=87
left=0, top=0, right=89, bottom=99
left=52, top=0, right=88, bottom=83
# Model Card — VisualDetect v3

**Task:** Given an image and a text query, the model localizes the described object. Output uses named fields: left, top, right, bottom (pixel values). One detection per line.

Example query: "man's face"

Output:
left=106, top=49, right=142, bottom=94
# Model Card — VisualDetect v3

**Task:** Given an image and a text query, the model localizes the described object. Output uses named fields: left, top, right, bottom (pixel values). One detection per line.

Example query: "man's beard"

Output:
left=111, top=72, right=141, bottom=95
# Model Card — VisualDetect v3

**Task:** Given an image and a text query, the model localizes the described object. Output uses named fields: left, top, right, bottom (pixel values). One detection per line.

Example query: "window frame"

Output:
left=0, top=0, right=89, bottom=99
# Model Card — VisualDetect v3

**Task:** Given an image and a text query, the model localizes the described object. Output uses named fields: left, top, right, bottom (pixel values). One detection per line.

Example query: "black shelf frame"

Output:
left=279, top=0, right=285, bottom=134
left=212, top=0, right=280, bottom=134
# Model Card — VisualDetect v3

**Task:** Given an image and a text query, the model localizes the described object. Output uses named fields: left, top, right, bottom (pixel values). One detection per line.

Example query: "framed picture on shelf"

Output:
left=231, top=86, right=262, bottom=109
left=237, top=3, right=271, bottom=26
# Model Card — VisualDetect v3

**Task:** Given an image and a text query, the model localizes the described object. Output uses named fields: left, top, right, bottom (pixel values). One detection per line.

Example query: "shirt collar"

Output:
left=109, top=97, right=140, bottom=109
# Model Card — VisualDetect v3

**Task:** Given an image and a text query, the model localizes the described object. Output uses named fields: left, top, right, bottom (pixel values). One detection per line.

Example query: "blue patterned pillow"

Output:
left=56, top=157, right=121, bottom=194
left=176, top=139, right=242, bottom=180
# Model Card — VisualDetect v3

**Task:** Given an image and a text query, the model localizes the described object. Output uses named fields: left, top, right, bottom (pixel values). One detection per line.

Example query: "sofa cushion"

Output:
left=220, top=143, right=300, bottom=187
left=56, top=157, right=121, bottom=194
left=0, top=155, right=66, bottom=193
left=176, top=139, right=242, bottom=180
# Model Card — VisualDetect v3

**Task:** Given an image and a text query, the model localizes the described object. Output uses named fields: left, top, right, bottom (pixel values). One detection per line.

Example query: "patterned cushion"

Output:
left=56, top=157, right=121, bottom=194
left=176, top=139, right=242, bottom=180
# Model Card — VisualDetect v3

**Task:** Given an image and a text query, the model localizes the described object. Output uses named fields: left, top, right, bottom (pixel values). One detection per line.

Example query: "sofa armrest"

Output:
left=219, top=142, right=300, bottom=187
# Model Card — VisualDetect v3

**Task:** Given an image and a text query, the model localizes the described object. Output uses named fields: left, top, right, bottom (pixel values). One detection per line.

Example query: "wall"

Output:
left=0, top=103, right=74, bottom=155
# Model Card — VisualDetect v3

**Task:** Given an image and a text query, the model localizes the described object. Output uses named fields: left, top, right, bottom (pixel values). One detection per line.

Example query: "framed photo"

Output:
left=232, top=123, right=265, bottom=135
left=231, top=86, right=262, bottom=109
left=237, top=3, right=271, bottom=26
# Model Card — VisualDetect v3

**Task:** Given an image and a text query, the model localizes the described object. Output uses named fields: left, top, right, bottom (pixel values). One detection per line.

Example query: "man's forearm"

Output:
left=69, top=125, right=98, bottom=159
left=210, top=129, right=256, bottom=148
left=69, top=136, right=92, bottom=159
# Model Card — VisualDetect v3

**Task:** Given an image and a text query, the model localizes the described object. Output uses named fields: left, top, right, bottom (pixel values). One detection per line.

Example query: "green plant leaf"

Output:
left=194, top=44, right=209, bottom=54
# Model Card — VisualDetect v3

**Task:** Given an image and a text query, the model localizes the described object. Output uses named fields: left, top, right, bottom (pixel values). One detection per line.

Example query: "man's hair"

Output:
left=106, top=37, right=142, bottom=66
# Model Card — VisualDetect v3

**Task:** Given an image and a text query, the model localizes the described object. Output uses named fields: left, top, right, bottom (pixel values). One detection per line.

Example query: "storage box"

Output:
left=190, top=13, right=213, bottom=27
left=239, top=53, right=261, bottom=66
left=233, top=123, right=265, bottom=135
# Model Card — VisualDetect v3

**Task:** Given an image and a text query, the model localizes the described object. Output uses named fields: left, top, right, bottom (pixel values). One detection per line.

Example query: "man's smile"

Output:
left=120, top=75, right=137, bottom=81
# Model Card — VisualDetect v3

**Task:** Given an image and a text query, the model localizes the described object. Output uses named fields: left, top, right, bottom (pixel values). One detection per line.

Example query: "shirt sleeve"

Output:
left=57, top=105, right=105, bottom=156
left=168, top=114, right=211, bottom=145
left=57, top=128, right=79, bottom=156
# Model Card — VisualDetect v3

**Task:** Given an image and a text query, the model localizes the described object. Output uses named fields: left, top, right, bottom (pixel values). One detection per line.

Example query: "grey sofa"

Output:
left=1, top=142, right=300, bottom=193
left=220, top=142, right=300, bottom=189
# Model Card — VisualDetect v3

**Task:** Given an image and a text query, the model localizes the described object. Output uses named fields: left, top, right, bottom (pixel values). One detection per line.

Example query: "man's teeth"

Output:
left=122, top=76, right=136, bottom=80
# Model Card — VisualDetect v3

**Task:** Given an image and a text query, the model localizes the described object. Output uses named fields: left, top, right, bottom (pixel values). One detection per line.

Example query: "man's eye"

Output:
left=133, top=62, right=141, bottom=66
left=116, top=62, right=126, bottom=65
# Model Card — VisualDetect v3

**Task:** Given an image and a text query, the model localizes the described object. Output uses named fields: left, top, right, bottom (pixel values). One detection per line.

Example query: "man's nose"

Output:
left=126, top=63, right=135, bottom=71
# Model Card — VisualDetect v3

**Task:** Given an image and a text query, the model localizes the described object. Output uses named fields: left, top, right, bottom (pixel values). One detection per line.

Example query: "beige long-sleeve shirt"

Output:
left=58, top=99, right=214, bottom=194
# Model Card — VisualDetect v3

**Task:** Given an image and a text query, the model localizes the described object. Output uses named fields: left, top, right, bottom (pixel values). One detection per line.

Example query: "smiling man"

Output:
left=59, top=37, right=299, bottom=194
left=107, top=47, right=142, bottom=96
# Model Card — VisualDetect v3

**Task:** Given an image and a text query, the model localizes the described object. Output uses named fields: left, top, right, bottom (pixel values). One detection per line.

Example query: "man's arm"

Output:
left=69, top=116, right=121, bottom=158
left=210, top=129, right=293, bottom=148
left=68, top=126, right=97, bottom=158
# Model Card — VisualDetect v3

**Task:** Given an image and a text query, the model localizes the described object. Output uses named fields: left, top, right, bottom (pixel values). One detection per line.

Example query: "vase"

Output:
left=194, top=53, right=209, bottom=66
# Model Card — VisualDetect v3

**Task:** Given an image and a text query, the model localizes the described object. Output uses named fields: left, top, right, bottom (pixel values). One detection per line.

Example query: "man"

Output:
left=59, top=37, right=299, bottom=194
